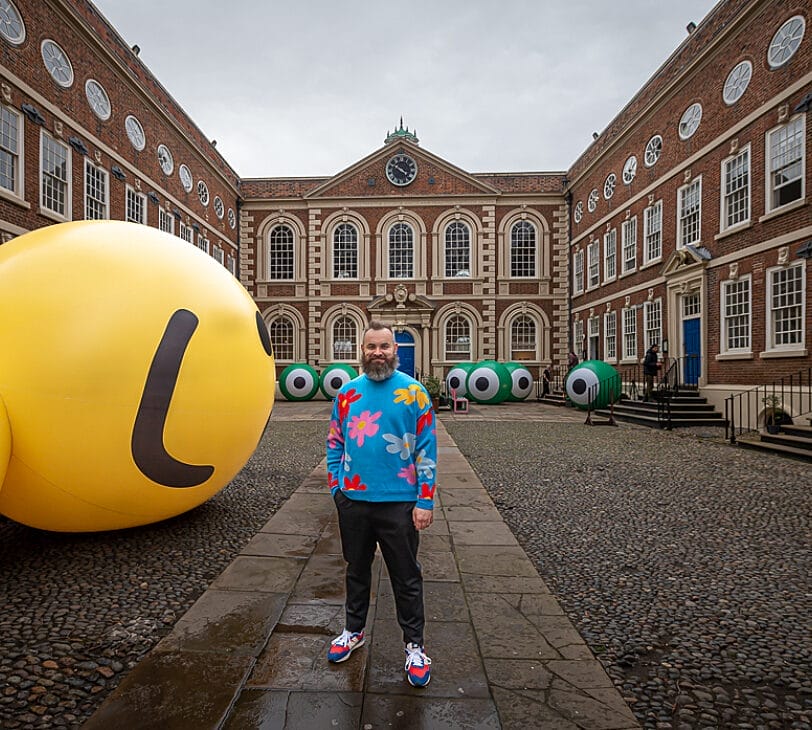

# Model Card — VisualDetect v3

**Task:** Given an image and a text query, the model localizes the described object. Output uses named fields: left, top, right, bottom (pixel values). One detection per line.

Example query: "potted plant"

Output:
left=762, top=394, right=788, bottom=434
left=423, top=374, right=442, bottom=411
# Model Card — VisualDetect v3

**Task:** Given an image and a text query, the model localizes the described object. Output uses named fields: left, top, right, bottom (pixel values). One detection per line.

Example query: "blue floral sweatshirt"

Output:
left=326, top=371, right=437, bottom=510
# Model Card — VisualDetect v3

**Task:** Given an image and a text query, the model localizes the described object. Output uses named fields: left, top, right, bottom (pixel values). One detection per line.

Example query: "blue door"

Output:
left=682, top=318, right=701, bottom=385
left=395, top=331, right=415, bottom=378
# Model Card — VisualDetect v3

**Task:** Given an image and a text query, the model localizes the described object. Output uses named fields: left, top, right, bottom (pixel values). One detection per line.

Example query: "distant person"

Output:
left=643, top=343, right=660, bottom=402
left=567, top=351, right=579, bottom=371
left=326, top=320, right=437, bottom=688
left=541, top=366, right=552, bottom=397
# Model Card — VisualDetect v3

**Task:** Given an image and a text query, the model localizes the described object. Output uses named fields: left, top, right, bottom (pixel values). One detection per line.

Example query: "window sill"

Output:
left=758, top=197, right=806, bottom=224
left=640, top=258, right=661, bottom=270
left=715, top=221, right=752, bottom=241
left=603, top=275, right=617, bottom=284
left=715, top=352, right=754, bottom=361
left=759, top=348, right=808, bottom=359
left=620, top=358, right=639, bottom=365
left=38, top=207, right=69, bottom=223
left=619, top=269, right=637, bottom=278
left=0, top=187, right=30, bottom=209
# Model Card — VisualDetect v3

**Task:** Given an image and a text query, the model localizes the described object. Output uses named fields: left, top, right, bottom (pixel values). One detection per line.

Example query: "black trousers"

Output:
left=334, top=491, right=424, bottom=646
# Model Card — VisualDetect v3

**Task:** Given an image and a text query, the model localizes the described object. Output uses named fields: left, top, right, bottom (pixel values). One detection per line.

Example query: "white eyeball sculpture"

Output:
left=565, top=360, right=621, bottom=410
left=465, top=360, right=512, bottom=405
left=279, top=363, right=320, bottom=401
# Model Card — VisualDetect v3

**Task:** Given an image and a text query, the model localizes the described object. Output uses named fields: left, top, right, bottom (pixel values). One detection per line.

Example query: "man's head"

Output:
left=361, top=320, right=399, bottom=381
left=651, top=343, right=659, bottom=352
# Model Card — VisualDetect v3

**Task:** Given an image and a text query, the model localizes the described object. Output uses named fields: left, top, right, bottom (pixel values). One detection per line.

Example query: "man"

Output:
left=325, top=320, right=437, bottom=687
left=643, top=343, right=660, bottom=402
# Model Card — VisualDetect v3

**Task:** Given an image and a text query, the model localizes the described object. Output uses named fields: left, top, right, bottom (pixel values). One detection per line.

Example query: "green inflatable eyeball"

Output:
left=446, top=363, right=474, bottom=397
left=565, top=360, right=621, bottom=410
left=504, top=362, right=534, bottom=401
left=319, top=363, right=357, bottom=399
left=279, top=363, right=319, bottom=401
left=466, top=360, right=512, bottom=404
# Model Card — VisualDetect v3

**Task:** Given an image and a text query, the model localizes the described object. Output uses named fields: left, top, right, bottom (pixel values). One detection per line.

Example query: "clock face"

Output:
left=386, top=153, right=417, bottom=186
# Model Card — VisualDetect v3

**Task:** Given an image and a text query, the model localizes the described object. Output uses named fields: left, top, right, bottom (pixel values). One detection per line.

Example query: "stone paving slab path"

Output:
left=84, top=411, right=639, bottom=729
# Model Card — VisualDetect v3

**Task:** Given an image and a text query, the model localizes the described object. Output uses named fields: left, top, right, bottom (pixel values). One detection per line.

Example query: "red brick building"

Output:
left=1, top=0, right=809, bottom=404
left=240, top=127, right=568, bottom=380
left=567, top=0, right=810, bottom=412
left=0, top=0, right=239, bottom=267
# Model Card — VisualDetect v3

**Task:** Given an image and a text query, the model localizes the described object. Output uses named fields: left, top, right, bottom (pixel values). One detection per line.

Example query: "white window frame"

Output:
left=604, top=310, right=617, bottom=362
left=509, top=220, right=537, bottom=278
left=268, top=223, right=294, bottom=280
left=573, top=249, right=584, bottom=295
left=573, top=318, right=584, bottom=358
left=510, top=314, right=538, bottom=361
left=765, top=262, right=806, bottom=353
left=444, top=314, right=473, bottom=361
left=125, top=185, right=146, bottom=224
left=720, top=275, right=752, bottom=354
left=40, top=130, right=71, bottom=220
left=677, top=177, right=702, bottom=248
left=83, top=159, right=108, bottom=220
left=0, top=104, right=24, bottom=199
left=226, top=252, right=236, bottom=276
left=622, top=307, right=637, bottom=362
left=387, top=221, right=414, bottom=279
left=212, top=244, right=224, bottom=265
left=765, top=115, right=805, bottom=214
left=621, top=216, right=637, bottom=274
left=721, top=145, right=750, bottom=231
left=445, top=220, right=471, bottom=278
left=643, top=201, right=662, bottom=265
left=197, top=234, right=210, bottom=254
left=158, top=208, right=174, bottom=235
left=269, top=315, right=295, bottom=361
left=178, top=221, right=194, bottom=243
left=587, top=240, right=600, bottom=290
left=332, top=222, right=359, bottom=279
left=643, top=299, right=662, bottom=351
left=603, top=229, right=616, bottom=282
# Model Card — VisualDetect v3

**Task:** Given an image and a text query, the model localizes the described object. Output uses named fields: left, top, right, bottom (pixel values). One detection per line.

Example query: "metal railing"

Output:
left=725, top=367, right=812, bottom=444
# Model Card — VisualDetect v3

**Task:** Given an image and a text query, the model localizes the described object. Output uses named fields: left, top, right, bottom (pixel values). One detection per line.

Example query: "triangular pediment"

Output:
left=662, top=244, right=712, bottom=276
left=304, top=140, right=501, bottom=199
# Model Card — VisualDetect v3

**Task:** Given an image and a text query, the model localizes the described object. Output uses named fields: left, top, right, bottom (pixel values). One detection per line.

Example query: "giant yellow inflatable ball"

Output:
left=0, top=221, right=275, bottom=532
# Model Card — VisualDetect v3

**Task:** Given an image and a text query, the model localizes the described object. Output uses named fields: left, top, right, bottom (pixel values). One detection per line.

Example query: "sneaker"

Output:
left=327, top=629, right=365, bottom=663
left=404, top=642, right=432, bottom=687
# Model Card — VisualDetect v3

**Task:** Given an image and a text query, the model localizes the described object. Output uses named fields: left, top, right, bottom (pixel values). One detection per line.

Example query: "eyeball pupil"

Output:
left=573, top=378, right=587, bottom=395
left=449, top=376, right=461, bottom=388
left=475, top=376, right=489, bottom=390
left=518, top=376, right=530, bottom=388
left=293, top=376, right=306, bottom=389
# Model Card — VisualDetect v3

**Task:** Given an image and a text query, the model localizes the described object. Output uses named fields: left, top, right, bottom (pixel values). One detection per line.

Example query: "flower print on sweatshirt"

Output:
left=348, top=409, right=381, bottom=446
left=337, top=388, right=362, bottom=420
left=326, top=370, right=437, bottom=510
left=383, top=432, right=416, bottom=459
left=393, top=383, right=430, bottom=410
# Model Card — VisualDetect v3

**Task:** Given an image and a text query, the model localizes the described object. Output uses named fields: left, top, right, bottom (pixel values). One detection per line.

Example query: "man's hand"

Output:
left=413, top=507, right=433, bottom=531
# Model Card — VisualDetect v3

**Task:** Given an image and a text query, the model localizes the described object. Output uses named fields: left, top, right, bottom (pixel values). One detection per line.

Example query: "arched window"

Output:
left=445, top=221, right=470, bottom=277
left=332, top=316, right=358, bottom=361
left=268, top=224, right=294, bottom=280
left=511, top=315, right=536, bottom=360
left=510, top=221, right=536, bottom=277
left=333, top=223, right=358, bottom=279
left=269, top=316, right=294, bottom=360
left=445, top=315, right=471, bottom=361
left=388, top=222, right=414, bottom=278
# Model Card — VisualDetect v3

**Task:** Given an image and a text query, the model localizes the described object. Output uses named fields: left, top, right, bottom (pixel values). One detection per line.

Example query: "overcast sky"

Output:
left=92, top=0, right=720, bottom=179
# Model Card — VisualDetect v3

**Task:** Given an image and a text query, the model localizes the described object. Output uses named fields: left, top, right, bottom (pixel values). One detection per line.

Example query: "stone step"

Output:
left=594, top=409, right=727, bottom=429
left=736, top=435, right=812, bottom=463
left=759, top=430, right=812, bottom=452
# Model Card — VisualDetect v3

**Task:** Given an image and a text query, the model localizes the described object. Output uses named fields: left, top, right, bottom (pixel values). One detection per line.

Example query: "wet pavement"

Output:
left=83, top=400, right=639, bottom=729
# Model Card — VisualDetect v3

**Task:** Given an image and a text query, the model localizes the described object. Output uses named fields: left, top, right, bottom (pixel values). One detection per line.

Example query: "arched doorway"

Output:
left=395, top=330, right=415, bottom=378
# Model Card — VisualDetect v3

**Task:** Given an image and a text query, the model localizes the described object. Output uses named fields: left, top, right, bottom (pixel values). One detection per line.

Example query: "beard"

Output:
left=363, top=352, right=399, bottom=381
